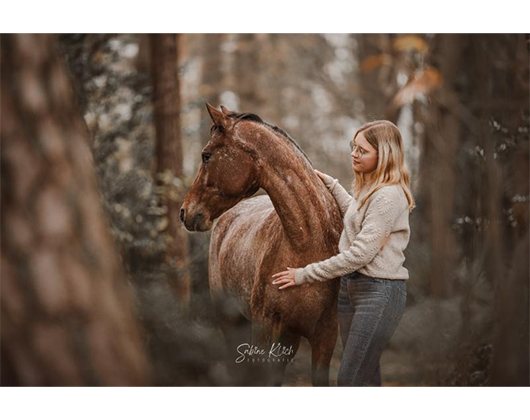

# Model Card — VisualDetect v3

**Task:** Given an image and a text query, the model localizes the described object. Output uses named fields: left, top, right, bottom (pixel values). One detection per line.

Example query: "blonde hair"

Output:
left=350, top=120, right=415, bottom=211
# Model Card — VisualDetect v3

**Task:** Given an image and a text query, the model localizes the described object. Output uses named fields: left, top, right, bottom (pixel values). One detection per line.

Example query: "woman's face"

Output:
left=351, top=132, right=378, bottom=174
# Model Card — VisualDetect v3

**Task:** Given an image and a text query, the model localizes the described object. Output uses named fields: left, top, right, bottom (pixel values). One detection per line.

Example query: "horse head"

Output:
left=180, top=104, right=261, bottom=231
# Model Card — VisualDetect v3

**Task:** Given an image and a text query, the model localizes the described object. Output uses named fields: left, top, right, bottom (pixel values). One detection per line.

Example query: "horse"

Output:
left=180, top=104, right=343, bottom=385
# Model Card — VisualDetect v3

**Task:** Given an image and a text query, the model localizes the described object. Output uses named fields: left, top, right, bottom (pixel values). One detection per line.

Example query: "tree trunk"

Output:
left=477, top=34, right=530, bottom=386
left=419, top=34, right=462, bottom=298
left=199, top=34, right=224, bottom=144
left=150, top=34, right=191, bottom=306
left=0, top=34, right=150, bottom=386
left=357, top=34, right=395, bottom=120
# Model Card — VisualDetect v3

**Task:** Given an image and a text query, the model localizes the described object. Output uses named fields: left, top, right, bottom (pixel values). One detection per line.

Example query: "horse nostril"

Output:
left=180, top=207, right=185, bottom=222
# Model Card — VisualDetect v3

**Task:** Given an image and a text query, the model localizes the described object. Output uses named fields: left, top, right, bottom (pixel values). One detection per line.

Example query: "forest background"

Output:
left=2, top=32, right=528, bottom=387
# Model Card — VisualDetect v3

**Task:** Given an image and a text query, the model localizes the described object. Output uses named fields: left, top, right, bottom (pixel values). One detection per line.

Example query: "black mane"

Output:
left=228, top=111, right=313, bottom=166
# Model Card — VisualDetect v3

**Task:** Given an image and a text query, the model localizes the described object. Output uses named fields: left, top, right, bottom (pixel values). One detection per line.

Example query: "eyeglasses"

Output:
left=351, top=144, right=370, bottom=157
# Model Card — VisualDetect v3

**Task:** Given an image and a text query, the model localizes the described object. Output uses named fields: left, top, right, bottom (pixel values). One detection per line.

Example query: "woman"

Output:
left=272, top=120, right=415, bottom=386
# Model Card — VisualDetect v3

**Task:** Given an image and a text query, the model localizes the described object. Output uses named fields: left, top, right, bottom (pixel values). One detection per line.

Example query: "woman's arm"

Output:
left=294, top=186, right=406, bottom=285
left=315, top=170, right=353, bottom=216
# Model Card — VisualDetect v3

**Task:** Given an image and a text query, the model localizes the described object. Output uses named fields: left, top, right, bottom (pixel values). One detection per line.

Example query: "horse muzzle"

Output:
left=180, top=206, right=212, bottom=232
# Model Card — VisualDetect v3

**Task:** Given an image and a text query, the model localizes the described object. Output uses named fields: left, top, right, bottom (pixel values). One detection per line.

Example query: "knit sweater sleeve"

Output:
left=294, top=186, right=405, bottom=285
left=318, top=173, right=353, bottom=217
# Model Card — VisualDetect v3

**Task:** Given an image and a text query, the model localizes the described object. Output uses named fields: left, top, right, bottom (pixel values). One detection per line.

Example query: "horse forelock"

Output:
left=227, top=111, right=313, bottom=167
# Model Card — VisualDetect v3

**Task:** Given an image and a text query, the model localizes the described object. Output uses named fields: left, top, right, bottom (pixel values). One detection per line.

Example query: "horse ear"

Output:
left=220, top=105, right=231, bottom=115
left=205, top=103, right=225, bottom=127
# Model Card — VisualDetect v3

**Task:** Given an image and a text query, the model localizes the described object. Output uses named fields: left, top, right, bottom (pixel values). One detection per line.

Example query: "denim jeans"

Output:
left=337, top=271, right=406, bottom=386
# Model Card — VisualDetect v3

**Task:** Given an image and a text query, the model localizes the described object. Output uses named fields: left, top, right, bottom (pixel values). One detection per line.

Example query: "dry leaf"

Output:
left=393, top=35, right=429, bottom=54
left=392, top=66, right=443, bottom=108
left=360, top=54, right=393, bottom=73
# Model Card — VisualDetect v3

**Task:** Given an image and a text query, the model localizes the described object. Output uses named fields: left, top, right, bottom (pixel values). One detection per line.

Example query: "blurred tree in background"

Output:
left=150, top=34, right=191, bottom=305
left=58, top=34, right=226, bottom=385
left=1, top=34, right=150, bottom=385
left=1, top=33, right=528, bottom=386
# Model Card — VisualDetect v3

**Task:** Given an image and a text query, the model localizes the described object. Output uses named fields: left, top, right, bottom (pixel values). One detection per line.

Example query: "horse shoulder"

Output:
left=209, top=195, right=280, bottom=304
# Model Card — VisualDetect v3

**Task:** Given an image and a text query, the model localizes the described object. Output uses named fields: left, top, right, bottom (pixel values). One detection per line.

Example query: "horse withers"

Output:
left=180, top=104, right=343, bottom=386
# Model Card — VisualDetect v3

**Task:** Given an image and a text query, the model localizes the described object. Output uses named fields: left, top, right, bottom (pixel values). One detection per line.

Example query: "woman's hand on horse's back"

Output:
left=271, top=267, right=299, bottom=290
left=314, top=169, right=332, bottom=183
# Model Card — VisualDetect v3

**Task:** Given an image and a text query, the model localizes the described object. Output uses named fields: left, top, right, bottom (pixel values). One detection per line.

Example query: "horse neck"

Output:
left=243, top=126, right=336, bottom=249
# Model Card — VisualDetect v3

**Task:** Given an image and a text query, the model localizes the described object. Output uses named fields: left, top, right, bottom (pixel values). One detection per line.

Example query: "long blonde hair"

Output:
left=350, top=120, right=415, bottom=211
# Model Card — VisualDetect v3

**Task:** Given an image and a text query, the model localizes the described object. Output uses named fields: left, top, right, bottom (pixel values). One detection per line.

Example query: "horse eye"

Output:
left=202, top=151, right=212, bottom=164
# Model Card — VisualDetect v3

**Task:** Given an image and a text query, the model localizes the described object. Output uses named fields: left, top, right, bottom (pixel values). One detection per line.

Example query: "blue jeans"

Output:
left=337, top=272, right=406, bottom=386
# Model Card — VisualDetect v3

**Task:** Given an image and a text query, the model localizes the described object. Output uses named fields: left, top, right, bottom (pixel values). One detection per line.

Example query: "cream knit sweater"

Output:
left=294, top=173, right=411, bottom=285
